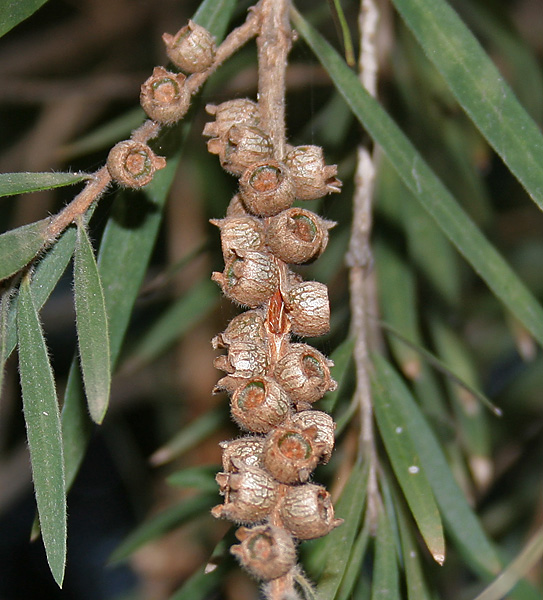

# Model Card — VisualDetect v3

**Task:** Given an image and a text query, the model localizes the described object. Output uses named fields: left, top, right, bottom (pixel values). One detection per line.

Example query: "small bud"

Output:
left=162, top=20, right=215, bottom=73
left=274, top=343, right=337, bottom=406
left=107, top=140, right=166, bottom=188
left=220, top=436, right=265, bottom=472
left=208, top=126, right=274, bottom=176
left=210, top=216, right=265, bottom=260
left=291, top=410, right=336, bottom=464
left=214, top=340, right=268, bottom=378
left=212, top=464, right=279, bottom=524
left=279, top=484, right=343, bottom=540
left=212, top=309, right=266, bottom=349
left=231, top=525, right=296, bottom=580
left=230, top=376, right=291, bottom=433
left=265, top=208, right=334, bottom=264
left=285, top=281, right=330, bottom=338
left=203, top=99, right=260, bottom=139
left=285, top=145, right=342, bottom=200
left=140, top=67, right=191, bottom=124
left=239, top=161, right=295, bottom=217
left=262, top=425, right=325, bottom=484
left=212, top=251, right=279, bottom=308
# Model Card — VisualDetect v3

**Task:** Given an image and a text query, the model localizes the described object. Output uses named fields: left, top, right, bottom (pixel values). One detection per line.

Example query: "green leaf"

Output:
left=371, top=508, right=400, bottom=600
left=110, top=494, right=217, bottom=564
left=372, top=354, right=501, bottom=575
left=395, top=498, right=433, bottom=600
left=318, top=337, right=355, bottom=414
left=335, top=521, right=371, bottom=600
left=314, top=461, right=368, bottom=597
left=74, top=219, right=111, bottom=424
left=4, top=225, right=77, bottom=361
left=374, top=240, right=422, bottom=379
left=473, top=527, right=543, bottom=600
left=167, top=465, right=219, bottom=493
left=389, top=0, right=543, bottom=212
left=0, top=0, right=50, bottom=38
left=371, top=361, right=445, bottom=564
left=124, top=278, right=219, bottom=371
left=150, top=407, right=226, bottom=466
left=0, top=218, right=48, bottom=281
left=0, top=292, right=11, bottom=396
left=17, top=275, right=66, bottom=586
left=290, top=8, right=543, bottom=348
left=429, top=317, right=492, bottom=487
left=0, top=172, right=88, bottom=197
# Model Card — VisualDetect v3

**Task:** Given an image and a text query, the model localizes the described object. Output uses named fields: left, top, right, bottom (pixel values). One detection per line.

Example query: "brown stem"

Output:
left=256, top=0, right=292, bottom=160
left=186, top=6, right=261, bottom=95
left=346, top=0, right=381, bottom=530
left=38, top=9, right=262, bottom=252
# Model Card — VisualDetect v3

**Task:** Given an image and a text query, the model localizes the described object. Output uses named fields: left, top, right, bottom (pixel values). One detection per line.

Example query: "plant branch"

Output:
left=346, top=0, right=381, bottom=530
left=256, top=0, right=292, bottom=160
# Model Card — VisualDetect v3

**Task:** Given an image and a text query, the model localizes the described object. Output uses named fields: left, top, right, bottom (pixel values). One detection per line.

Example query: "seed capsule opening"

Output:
left=291, top=214, right=317, bottom=242
left=277, top=432, right=311, bottom=460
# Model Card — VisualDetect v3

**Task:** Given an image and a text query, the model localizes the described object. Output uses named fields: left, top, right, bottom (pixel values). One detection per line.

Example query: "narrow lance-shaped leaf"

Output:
left=0, top=219, right=49, bottom=282
left=395, top=494, right=433, bottom=600
left=0, top=0, right=50, bottom=38
left=4, top=225, right=77, bottom=361
left=314, top=461, right=368, bottom=596
left=17, top=275, right=66, bottom=587
left=0, top=292, right=11, bottom=396
left=109, top=494, right=217, bottom=564
left=473, top=526, right=543, bottom=600
left=74, top=219, right=111, bottom=424
left=371, top=363, right=446, bottom=564
left=389, top=0, right=543, bottom=212
left=290, top=8, right=543, bottom=348
left=371, top=508, right=401, bottom=600
left=0, top=172, right=88, bottom=197
left=371, top=354, right=501, bottom=575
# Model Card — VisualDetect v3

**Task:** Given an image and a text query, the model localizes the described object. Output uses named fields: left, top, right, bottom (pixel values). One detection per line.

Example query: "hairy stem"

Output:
left=346, top=0, right=381, bottom=529
left=257, top=0, right=292, bottom=160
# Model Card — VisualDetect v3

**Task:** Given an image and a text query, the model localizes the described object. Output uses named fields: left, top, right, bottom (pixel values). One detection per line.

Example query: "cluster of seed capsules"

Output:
left=105, top=20, right=217, bottom=187
left=205, top=91, right=344, bottom=580
left=104, top=18, right=344, bottom=583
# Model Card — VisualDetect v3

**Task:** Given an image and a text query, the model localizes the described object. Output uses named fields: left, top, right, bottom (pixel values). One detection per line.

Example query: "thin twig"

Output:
left=256, top=0, right=292, bottom=160
left=346, top=0, right=381, bottom=530
left=30, top=7, right=263, bottom=258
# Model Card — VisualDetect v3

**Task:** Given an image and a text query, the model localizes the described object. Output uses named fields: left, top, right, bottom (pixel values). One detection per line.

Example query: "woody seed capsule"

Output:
left=285, top=145, right=342, bottom=200
left=220, top=436, right=265, bottom=472
left=291, top=411, right=336, bottom=464
left=279, top=484, right=343, bottom=540
left=213, top=340, right=268, bottom=378
left=212, top=465, right=279, bottom=524
left=212, top=250, right=279, bottom=307
left=231, top=525, right=297, bottom=580
left=265, top=208, right=334, bottom=264
left=107, top=140, right=166, bottom=188
left=230, top=376, right=292, bottom=433
left=162, top=20, right=215, bottom=73
left=262, top=425, right=325, bottom=484
left=285, top=281, right=330, bottom=338
left=212, top=309, right=266, bottom=349
left=140, top=67, right=191, bottom=124
left=239, top=160, right=295, bottom=217
left=207, top=126, right=274, bottom=176
left=210, top=216, right=265, bottom=260
left=203, top=99, right=260, bottom=139
left=274, top=343, right=337, bottom=406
